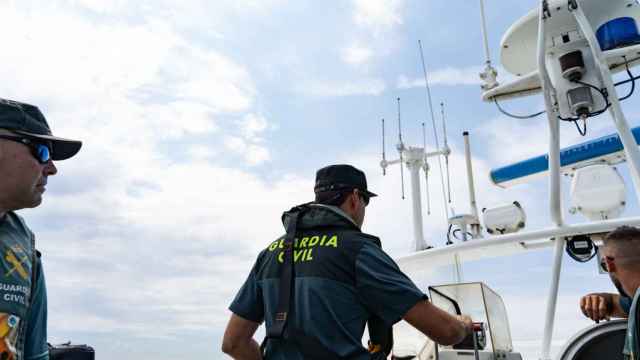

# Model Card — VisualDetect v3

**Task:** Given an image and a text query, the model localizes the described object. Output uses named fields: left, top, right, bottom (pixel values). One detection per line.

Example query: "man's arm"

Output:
left=222, top=314, right=262, bottom=360
left=404, top=300, right=471, bottom=346
left=354, top=243, right=471, bottom=345
left=580, top=292, right=628, bottom=322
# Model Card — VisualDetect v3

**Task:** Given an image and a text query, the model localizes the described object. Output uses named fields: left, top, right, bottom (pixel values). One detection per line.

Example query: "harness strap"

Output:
left=267, top=208, right=301, bottom=339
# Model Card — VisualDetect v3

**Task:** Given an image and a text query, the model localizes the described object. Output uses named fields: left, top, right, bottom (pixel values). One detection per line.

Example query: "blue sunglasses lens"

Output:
left=34, top=144, right=51, bottom=163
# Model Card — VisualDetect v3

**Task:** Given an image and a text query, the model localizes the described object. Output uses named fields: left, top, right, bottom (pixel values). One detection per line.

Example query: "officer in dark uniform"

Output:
left=222, top=164, right=472, bottom=359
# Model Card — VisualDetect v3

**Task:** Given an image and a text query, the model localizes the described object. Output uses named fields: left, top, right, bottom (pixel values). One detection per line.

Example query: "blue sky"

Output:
left=1, top=1, right=639, bottom=359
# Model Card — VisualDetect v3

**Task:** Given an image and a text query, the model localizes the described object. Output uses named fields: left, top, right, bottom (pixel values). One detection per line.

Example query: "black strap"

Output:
left=267, top=208, right=301, bottom=339
left=367, top=316, right=393, bottom=356
left=263, top=206, right=345, bottom=359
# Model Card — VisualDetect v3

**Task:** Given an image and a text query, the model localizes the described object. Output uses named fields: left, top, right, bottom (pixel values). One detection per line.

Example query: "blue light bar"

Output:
left=490, top=126, right=640, bottom=187
left=596, top=17, right=640, bottom=51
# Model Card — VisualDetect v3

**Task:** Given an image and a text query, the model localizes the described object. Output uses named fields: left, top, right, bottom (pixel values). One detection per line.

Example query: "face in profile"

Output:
left=602, top=245, right=630, bottom=298
left=0, top=137, right=57, bottom=210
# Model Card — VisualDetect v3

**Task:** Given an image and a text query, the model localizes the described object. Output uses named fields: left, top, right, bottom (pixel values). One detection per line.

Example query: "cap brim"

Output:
left=14, top=130, right=82, bottom=161
left=364, top=190, right=377, bottom=198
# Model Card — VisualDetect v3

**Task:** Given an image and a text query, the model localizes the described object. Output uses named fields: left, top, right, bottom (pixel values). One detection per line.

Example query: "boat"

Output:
left=380, top=1, right=640, bottom=359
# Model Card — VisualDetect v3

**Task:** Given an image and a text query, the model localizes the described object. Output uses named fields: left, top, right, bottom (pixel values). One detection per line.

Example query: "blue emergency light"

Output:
left=596, top=17, right=640, bottom=51
left=490, top=126, right=640, bottom=187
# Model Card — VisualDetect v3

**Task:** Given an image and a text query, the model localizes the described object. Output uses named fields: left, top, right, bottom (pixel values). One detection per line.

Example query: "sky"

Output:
left=1, top=0, right=639, bottom=359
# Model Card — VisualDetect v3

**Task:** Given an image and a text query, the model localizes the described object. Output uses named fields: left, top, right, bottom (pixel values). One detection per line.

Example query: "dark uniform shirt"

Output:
left=0, top=212, right=48, bottom=360
left=624, top=289, right=640, bottom=359
left=229, top=204, right=426, bottom=359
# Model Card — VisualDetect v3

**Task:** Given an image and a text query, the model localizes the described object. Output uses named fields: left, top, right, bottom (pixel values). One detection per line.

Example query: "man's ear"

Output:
left=606, top=257, right=617, bottom=273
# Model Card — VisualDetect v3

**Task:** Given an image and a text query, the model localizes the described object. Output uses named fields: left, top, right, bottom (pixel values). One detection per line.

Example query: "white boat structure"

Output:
left=381, top=0, right=640, bottom=359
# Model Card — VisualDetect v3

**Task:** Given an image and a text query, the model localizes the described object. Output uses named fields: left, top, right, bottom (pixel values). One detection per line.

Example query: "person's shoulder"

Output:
left=359, top=232, right=381, bottom=246
left=4, top=211, right=33, bottom=235
left=253, top=235, right=285, bottom=267
left=346, top=231, right=382, bottom=250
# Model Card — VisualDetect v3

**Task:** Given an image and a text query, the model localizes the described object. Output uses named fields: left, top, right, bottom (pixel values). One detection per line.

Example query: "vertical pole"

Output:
left=478, top=0, right=492, bottom=66
left=537, top=2, right=565, bottom=359
left=463, top=132, right=480, bottom=237
left=478, top=0, right=499, bottom=90
left=572, top=6, right=640, bottom=201
left=408, top=159, right=428, bottom=251
left=542, top=237, right=565, bottom=360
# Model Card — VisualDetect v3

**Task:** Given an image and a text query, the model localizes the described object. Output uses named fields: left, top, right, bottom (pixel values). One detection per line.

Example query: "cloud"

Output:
left=241, top=113, right=269, bottom=141
left=397, top=65, right=520, bottom=89
left=36, top=163, right=311, bottom=342
left=353, top=0, right=403, bottom=31
left=342, top=44, right=374, bottom=66
left=0, top=1, right=272, bottom=169
left=397, top=66, right=485, bottom=88
left=224, top=135, right=270, bottom=165
left=301, top=78, right=386, bottom=97
left=0, top=2, right=282, bottom=355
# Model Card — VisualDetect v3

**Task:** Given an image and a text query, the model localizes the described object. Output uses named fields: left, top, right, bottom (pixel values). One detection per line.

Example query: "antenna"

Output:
left=478, top=0, right=498, bottom=90
left=419, top=40, right=449, bottom=220
left=441, top=102, right=452, bottom=204
left=397, top=97, right=405, bottom=200
left=422, top=122, right=431, bottom=215
left=381, top=118, right=386, bottom=176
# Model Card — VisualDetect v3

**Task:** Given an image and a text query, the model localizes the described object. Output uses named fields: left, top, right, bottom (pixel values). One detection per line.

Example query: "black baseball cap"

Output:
left=314, top=164, right=377, bottom=198
left=0, top=98, right=82, bottom=160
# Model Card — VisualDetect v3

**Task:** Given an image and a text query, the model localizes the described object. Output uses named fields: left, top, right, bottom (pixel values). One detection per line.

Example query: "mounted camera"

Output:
left=482, top=202, right=526, bottom=235
left=569, top=164, right=626, bottom=221
left=560, top=50, right=586, bottom=82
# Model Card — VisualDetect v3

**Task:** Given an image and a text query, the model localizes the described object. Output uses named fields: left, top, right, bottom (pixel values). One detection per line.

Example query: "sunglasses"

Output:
left=0, top=135, right=51, bottom=164
left=600, top=256, right=617, bottom=273
left=600, top=257, right=608, bottom=273
left=357, top=191, right=370, bottom=207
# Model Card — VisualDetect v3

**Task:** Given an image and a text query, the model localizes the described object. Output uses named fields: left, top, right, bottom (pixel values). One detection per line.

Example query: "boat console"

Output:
left=392, top=282, right=524, bottom=360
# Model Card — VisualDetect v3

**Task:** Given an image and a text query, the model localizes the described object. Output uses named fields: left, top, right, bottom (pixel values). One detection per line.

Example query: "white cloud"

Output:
left=224, top=134, right=271, bottom=165
left=241, top=113, right=269, bottom=141
left=187, top=145, right=218, bottom=160
left=397, top=66, right=519, bottom=89
left=0, top=3, right=282, bottom=354
left=68, top=0, right=131, bottom=14
left=353, top=0, right=403, bottom=31
left=224, top=136, right=248, bottom=153
left=342, top=44, right=374, bottom=66
left=0, top=1, right=271, bottom=170
left=36, top=163, right=311, bottom=341
left=397, top=66, right=485, bottom=89
left=245, top=144, right=271, bottom=165
left=302, top=78, right=386, bottom=97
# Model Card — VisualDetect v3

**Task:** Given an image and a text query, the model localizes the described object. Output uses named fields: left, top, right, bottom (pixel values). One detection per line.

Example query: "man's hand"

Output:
left=456, top=315, right=474, bottom=336
left=580, top=293, right=611, bottom=322
left=404, top=301, right=473, bottom=346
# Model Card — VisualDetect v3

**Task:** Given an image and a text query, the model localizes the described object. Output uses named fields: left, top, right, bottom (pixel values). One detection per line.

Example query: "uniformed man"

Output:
left=597, top=226, right=640, bottom=359
left=222, top=164, right=473, bottom=359
left=0, top=99, right=82, bottom=360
